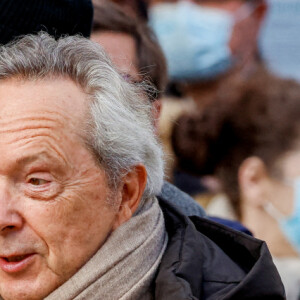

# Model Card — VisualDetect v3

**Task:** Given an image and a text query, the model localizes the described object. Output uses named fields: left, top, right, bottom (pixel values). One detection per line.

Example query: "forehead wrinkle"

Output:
left=0, top=122, right=60, bottom=137
left=0, top=110, right=71, bottom=129
left=0, top=109, right=80, bottom=142
left=7, top=133, right=70, bottom=168
left=0, top=123, right=81, bottom=170
left=0, top=77, right=93, bottom=168
left=14, top=150, right=67, bottom=169
left=0, top=78, right=89, bottom=137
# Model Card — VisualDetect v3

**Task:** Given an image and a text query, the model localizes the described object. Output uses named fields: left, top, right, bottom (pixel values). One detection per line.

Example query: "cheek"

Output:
left=229, top=18, right=259, bottom=59
left=273, top=185, right=294, bottom=217
left=24, top=185, right=117, bottom=273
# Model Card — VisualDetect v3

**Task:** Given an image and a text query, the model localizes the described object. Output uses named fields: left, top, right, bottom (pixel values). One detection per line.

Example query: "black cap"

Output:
left=0, top=0, right=93, bottom=45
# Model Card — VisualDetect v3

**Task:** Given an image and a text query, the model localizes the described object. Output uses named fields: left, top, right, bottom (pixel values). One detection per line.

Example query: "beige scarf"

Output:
left=44, top=196, right=167, bottom=300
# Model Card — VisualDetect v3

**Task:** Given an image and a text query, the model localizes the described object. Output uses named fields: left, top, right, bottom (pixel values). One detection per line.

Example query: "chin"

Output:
left=0, top=277, right=61, bottom=300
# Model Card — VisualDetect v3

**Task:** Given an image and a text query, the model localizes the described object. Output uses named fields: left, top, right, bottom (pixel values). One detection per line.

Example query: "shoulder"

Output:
left=159, top=181, right=206, bottom=217
left=155, top=199, right=285, bottom=300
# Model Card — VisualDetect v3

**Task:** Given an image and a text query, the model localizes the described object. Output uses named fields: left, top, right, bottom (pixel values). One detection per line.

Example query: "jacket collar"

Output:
left=156, top=197, right=285, bottom=299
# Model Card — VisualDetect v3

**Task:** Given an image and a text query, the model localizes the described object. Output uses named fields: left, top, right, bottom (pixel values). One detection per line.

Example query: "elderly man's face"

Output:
left=0, top=78, right=121, bottom=300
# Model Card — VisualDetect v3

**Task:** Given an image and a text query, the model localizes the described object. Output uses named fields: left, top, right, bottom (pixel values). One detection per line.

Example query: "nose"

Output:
left=0, top=180, right=23, bottom=233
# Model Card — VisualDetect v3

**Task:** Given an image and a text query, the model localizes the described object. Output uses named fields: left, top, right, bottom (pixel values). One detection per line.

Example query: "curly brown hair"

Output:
left=172, top=73, right=300, bottom=217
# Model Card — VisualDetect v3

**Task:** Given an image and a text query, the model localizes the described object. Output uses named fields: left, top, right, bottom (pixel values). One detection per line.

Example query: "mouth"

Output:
left=3, top=254, right=32, bottom=263
left=0, top=253, right=36, bottom=273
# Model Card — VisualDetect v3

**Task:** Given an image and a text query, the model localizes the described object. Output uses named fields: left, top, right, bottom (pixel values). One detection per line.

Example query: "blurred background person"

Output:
left=91, top=0, right=207, bottom=217
left=148, top=0, right=271, bottom=186
left=109, top=0, right=300, bottom=84
left=172, top=74, right=300, bottom=299
left=92, top=0, right=167, bottom=125
left=92, top=0, right=252, bottom=232
left=149, top=0, right=267, bottom=107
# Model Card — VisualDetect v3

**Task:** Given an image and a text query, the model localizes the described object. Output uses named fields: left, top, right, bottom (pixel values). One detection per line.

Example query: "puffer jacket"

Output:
left=156, top=198, right=285, bottom=299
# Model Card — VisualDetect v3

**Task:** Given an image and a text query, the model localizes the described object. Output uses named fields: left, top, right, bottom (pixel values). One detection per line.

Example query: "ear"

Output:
left=238, top=156, right=268, bottom=207
left=151, top=99, right=162, bottom=135
left=112, top=164, right=147, bottom=230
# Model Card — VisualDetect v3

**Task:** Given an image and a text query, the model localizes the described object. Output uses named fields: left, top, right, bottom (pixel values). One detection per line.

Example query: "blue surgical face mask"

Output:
left=149, top=1, right=255, bottom=82
left=264, top=178, right=300, bottom=255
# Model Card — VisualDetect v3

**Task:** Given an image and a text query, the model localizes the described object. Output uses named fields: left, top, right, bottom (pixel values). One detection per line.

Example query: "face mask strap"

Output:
left=263, top=202, right=286, bottom=222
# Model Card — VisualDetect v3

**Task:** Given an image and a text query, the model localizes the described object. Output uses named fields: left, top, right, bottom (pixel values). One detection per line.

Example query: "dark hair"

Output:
left=172, top=73, right=300, bottom=217
left=110, top=0, right=149, bottom=20
left=92, top=0, right=167, bottom=99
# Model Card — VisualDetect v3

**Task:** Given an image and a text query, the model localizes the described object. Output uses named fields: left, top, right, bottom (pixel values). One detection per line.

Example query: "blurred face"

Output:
left=91, top=30, right=162, bottom=131
left=91, top=31, right=140, bottom=82
left=0, top=78, right=121, bottom=300
left=150, top=0, right=266, bottom=70
left=267, top=150, right=300, bottom=217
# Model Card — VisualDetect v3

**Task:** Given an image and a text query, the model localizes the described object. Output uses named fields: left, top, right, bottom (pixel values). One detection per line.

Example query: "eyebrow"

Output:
left=15, top=151, right=66, bottom=168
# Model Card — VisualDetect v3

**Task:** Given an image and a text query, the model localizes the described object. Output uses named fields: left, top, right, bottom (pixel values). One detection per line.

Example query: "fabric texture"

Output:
left=44, top=196, right=167, bottom=300
left=0, top=0, right=93, bottom=45
left=155, top=198, right=286, bottom=299
left=173, top=169, right=208, bottom=196
left=160, top=181, right=206, bottom=217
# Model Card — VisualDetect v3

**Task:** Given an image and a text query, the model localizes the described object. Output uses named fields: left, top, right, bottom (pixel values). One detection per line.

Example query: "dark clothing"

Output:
left=209, top=216, right=253, bottom=236
left=0, top=0, right=93, bottom=45
left=156, top=199, right=285, bottom=299
left=173, top=169, right=208, bottom=196
left=160, top=181, right=206, bottom=218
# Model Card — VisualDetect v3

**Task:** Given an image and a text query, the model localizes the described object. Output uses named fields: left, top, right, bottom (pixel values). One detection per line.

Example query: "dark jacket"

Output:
left=156, top=198, right=286, bottom=299
left=160, top=181, right=206, bottom=218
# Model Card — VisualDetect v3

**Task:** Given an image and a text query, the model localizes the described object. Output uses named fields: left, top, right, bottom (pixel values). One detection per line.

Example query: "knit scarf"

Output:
left=44, top=196, right=167, bottom=300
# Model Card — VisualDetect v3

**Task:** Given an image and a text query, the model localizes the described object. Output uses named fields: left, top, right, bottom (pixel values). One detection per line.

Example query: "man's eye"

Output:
left=28, top=178, right=49, bottom=186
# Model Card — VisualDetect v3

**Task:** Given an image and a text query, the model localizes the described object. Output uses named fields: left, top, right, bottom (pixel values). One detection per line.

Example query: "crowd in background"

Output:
left=103, top=0, right=300, bottom=299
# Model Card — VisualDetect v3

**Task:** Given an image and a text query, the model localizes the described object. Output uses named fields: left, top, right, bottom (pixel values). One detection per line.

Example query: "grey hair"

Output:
left=0, top=32, right=164, bottom=199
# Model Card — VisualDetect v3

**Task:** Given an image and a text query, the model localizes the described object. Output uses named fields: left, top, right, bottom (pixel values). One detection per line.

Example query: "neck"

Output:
left=241, top=203, right=298, bottom=258
left=184, top=59, right=260, bottom=110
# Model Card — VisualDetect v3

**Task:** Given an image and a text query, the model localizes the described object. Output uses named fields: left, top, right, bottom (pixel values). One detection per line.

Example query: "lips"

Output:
left=0, top=253, right=36, bottom=273
left=4, top=254, right=31, bottom=262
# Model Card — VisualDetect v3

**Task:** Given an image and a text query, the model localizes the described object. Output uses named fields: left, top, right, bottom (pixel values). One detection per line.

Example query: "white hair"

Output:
left=0, top=32, right=164, bottom=199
